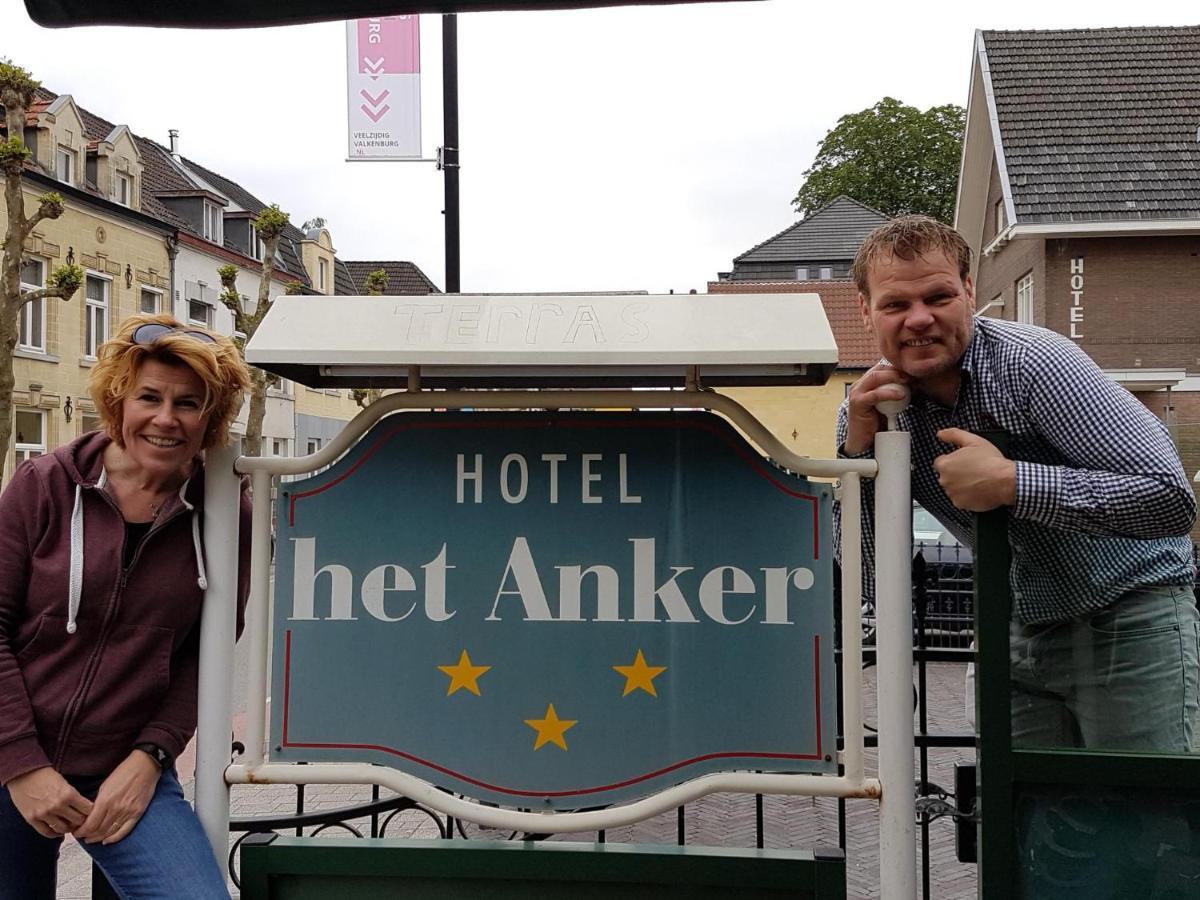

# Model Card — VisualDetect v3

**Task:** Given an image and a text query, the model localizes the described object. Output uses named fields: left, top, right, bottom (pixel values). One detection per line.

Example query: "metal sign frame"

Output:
left=198, top=384, right=917, bottom=899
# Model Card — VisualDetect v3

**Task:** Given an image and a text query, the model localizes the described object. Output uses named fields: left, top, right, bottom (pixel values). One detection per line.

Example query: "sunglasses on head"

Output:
left=132, top=323, right=217, bottom=346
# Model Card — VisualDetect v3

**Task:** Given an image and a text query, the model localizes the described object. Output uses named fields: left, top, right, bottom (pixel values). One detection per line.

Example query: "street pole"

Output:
left=442, top=13, right=460, bottom=293
left=195, top=440, right=241, bottom=878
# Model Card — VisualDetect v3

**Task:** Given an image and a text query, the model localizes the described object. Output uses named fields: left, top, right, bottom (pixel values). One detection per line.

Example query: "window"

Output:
left=795, top=267, right=809, bottom=281
left=115, top=171, right=132, bottom=207
left=1016, top=272, right=1034, bottom=324
left=139, top=287, right=161, bottom=315
left=84, top=274, right=110, bottom=358
left=318, top=258, right=329, bottom=294
left=19, top=258, right=46, bottom=352
left=203, top=202, right=223, bottom=244
left=994, top=199, right=1007, bottom=235
left=14, top=410, right=46, bottom=464
left=271, top=438, right=290, bottom=457
left=306, top=438, right=322, bottom=456
left=56, top=146, right=74, bottom=184
left=819, top=266, right=833, bottom=281
left=80, top=413, right=102, bottom=436
left=187, top=298, right=214, bottom=329
left=249, top=226, right=263, bottom=261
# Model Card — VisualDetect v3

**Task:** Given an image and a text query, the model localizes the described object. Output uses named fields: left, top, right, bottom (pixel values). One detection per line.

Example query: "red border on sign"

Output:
left=288, top=416, right=823, bottom=559
left=279, top=630, right=828, bottom=800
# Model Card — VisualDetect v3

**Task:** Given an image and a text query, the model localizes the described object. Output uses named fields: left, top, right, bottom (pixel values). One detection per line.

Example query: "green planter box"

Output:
left=239, top=835, right=846, bottom=899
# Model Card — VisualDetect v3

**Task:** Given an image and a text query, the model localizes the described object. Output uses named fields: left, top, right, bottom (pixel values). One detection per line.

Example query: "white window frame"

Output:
left=114, top=171, right=133, bottom=207
left=14, top=409, right=47, bottom=464
left=995, top=199, right=1007, bottom=235
left=271, top=438, right=291, bottom=458
left=249, top=225, right=264, bottom=261
left=795, top=267, right=809, bottom=281
left=18, top=258, right=47, bottom=353
left=306, top=438, right=322, bottom=456
left=84, top=272, right=111, bottom=359
left=139, top=285, right=162, bottom=315
left=203, top=201, right=224, bottom=244
left=819, top=266, right=833, bottom=281
left=56, top=146, right=74, bottom=185
left=318, top=258, right=329, bottom=294
left=1016, top=271, right=1034, bottom=325
left=187, top=296, right=214, bottom=329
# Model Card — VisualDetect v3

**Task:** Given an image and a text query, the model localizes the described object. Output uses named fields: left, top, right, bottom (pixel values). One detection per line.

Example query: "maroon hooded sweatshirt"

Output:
left=0, top=431, right=250, bottom=784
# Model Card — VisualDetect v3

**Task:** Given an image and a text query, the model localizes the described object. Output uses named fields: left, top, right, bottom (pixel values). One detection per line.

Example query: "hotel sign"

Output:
left=270, top=412, right=836, bottom=809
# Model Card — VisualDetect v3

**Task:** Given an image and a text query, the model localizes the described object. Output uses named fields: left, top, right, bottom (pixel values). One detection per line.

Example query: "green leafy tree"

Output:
left=1, top=60, right=83, bottom=486
left=351, top=269, right=389, bottom=409
left=216, top=203, right=289, bottom=456
left=792, top=97, right=966, bottom=223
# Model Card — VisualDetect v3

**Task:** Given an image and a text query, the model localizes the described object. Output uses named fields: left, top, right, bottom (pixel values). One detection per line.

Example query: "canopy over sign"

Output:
left=245, top=292, right=838, bottom=388
left=271, top=411, right=836, bottom=809
left=24, top=0, right=757, bottom=29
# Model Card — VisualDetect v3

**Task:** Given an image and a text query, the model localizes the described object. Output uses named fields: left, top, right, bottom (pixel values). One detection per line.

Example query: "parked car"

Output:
left=911, top=505, right=974, bottom=646
left=859, top=504, right=975, bottom=647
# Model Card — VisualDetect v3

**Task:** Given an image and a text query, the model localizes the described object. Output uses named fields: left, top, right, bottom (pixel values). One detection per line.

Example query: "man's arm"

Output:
left=1013, top=335, right=1195, bottom=538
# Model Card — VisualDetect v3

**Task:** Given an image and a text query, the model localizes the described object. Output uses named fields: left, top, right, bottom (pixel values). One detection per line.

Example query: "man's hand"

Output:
left=74, top=750, right=160, bottom=845
left=843, top=364, right=910, bottom=456
left=5, top=766, right=93, bottom=838
left=934, top=428, right=1016, bottom=512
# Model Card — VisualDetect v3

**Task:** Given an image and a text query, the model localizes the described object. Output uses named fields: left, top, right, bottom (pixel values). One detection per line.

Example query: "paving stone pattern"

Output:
left=55, top=663, right=976, bottom=899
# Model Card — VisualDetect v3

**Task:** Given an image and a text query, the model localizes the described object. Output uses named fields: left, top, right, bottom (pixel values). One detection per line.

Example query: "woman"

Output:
left=0, top=314, right=253, bottom=898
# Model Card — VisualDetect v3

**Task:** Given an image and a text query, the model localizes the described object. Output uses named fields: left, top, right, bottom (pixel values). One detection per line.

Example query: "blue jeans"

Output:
left=0, top=767, right=229, bottom=900
left=1010, top=584, right=1200, bottom=751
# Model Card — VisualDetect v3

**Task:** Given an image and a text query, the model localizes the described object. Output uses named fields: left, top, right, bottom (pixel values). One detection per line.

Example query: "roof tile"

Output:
left=981, top=26, right=1200, bottom=222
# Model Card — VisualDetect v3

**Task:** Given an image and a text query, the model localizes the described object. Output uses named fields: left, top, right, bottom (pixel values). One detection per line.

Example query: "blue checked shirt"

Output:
left=836, top=317, right=1196, bottom=625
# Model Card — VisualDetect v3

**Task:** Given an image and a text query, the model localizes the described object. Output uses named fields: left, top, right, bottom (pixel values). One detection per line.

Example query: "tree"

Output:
left=216, top=203, right=289, bottom=456
left=1, top=60, right=83, bottom=487
left=792, top=97, right=966, bottom=224
left=351, top=269, right=389, bottom=409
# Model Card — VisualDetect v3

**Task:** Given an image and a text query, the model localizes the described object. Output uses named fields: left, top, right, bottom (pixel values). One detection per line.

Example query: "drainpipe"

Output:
left=165, top=235, right=178, bottom=319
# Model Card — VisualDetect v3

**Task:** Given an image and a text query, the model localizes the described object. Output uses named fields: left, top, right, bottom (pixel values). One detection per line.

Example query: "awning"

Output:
left=24, top=0, right=756, bottom=29
left=245, top=292, right=838, bottom=389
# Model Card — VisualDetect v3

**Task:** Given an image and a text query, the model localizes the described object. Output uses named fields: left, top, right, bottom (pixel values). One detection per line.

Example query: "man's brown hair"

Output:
left=852, top=215, right=972, bottom=299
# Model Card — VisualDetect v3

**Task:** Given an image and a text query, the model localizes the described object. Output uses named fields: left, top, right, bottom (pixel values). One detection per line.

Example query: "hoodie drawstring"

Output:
left=179, top=481, right=208, bottom=591
left=66, top=471, right=209, bottom=635
left=66, top=484, right=84, bottom=635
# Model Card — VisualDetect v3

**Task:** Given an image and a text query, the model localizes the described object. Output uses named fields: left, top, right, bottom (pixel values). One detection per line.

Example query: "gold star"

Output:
left=524, top=703, right=577, bottom=751
left=613, top=649, right=667, bottom=697
left=437, top=650, right=491, bottom=697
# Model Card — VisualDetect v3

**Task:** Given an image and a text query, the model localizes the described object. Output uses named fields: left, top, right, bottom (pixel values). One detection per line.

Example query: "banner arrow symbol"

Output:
left=361, top=104, right=391, bottom=123
left=362, top=57, right=384, bottom=73
left=360, top=89, right=391, bottom=107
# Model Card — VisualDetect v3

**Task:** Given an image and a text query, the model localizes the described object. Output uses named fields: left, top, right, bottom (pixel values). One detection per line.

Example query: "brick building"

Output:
left=955, top=26, right=1200, bottom=542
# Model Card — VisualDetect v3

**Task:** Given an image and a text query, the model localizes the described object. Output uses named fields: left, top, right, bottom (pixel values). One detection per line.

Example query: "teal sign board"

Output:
left=270, top=411, right=836, bottom=809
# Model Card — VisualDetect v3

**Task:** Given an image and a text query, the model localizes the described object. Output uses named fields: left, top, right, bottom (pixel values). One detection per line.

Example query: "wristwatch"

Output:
left=134, top=742, right=174, bottom=769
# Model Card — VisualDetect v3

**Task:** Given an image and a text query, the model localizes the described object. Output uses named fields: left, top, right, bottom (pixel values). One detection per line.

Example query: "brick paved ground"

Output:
left=55, top=662, right=977, bottom=899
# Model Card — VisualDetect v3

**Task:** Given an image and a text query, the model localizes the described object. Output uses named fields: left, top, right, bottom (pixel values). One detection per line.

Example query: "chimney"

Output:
left=168, top=129, right=180, bottom=160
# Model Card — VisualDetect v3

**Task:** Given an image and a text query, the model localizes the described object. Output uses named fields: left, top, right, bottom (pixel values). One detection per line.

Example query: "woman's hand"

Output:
left=74, top=750, right=160, bottom=845
left=5, top=766, right=94, bottom=838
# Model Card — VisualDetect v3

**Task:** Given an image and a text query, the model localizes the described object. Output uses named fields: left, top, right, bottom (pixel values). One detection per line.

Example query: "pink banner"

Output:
left=356, top=15, right=420, bottom=75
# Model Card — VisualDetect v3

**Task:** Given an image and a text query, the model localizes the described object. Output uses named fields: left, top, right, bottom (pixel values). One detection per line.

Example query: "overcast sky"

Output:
left=4, top=0, right=1197, bottom=293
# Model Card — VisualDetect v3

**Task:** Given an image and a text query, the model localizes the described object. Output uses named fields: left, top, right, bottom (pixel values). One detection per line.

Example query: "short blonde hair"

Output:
left=89, top=313, right=252, bottom=450
left=852, top=215, right=972, bottom=300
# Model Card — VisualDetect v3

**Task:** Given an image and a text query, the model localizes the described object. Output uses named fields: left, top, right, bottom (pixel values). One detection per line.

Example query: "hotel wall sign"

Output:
left=270, top=411, right=836, bottom=809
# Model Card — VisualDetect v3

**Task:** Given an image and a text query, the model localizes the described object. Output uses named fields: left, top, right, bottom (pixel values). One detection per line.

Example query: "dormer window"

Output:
left=114, top=171, right=132, bottom=207
left=318, top=258, right=329, bottom=293
left=56, top=146, right=75, bottom=185
left=203, top=201, right=223, bottom=244
left=249, top=225, right=263, bottom=261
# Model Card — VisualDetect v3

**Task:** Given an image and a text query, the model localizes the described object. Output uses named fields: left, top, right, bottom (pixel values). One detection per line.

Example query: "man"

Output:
left=838, top=215, right=1198, bottom=751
